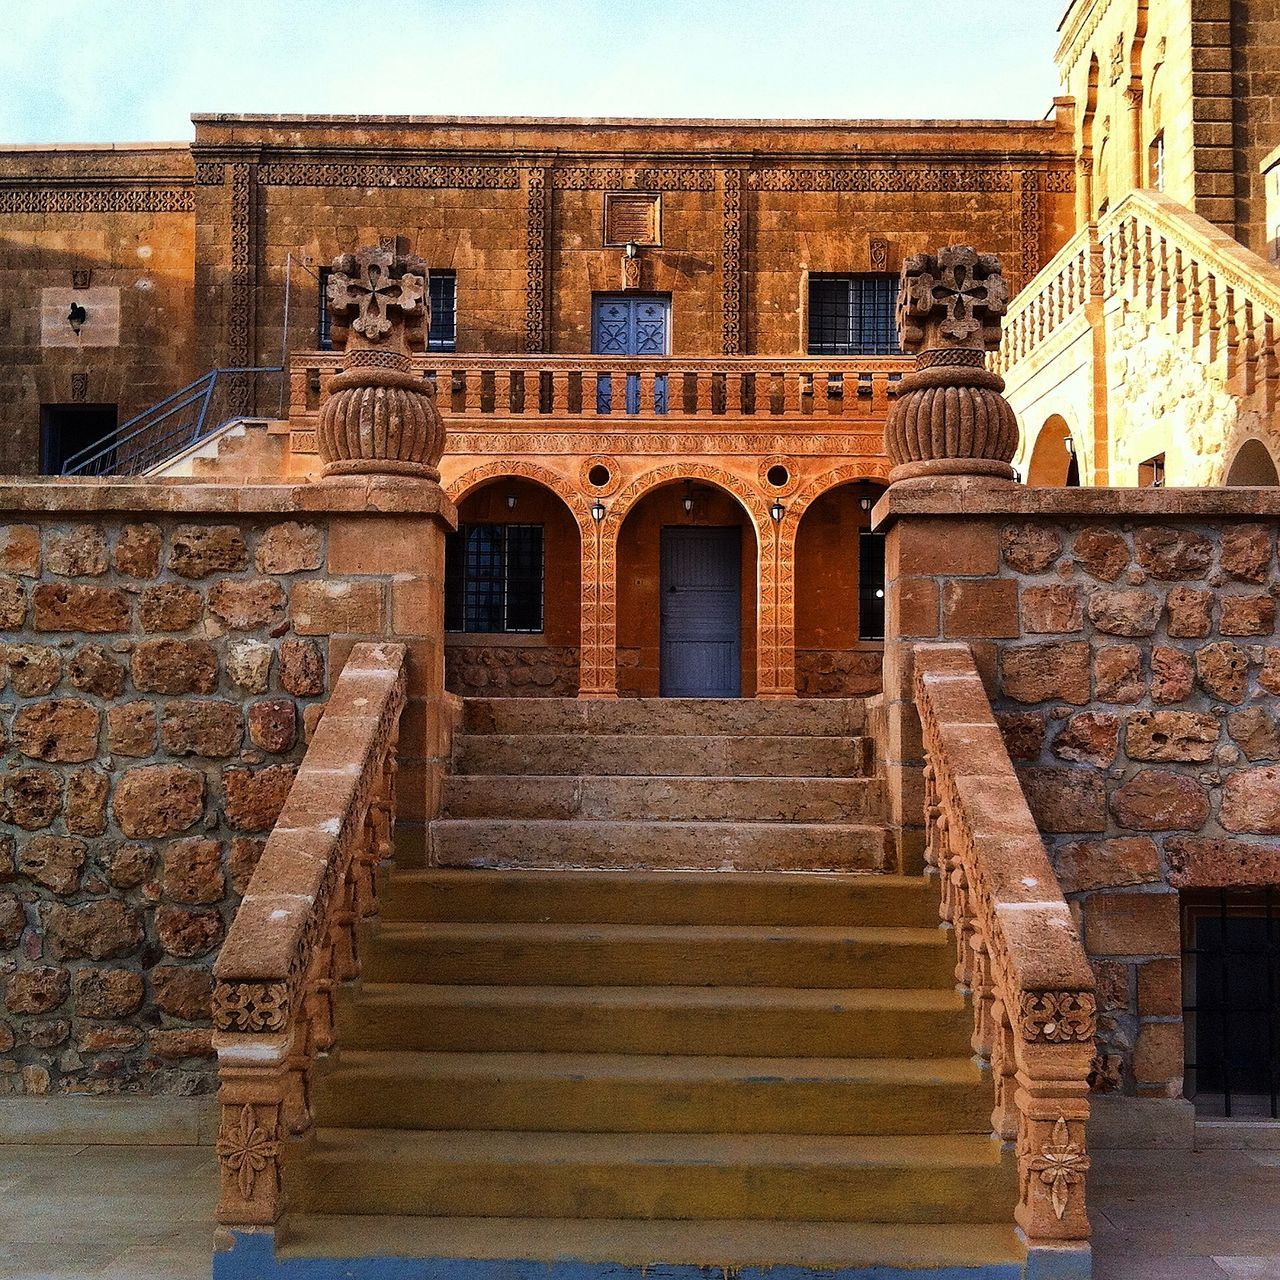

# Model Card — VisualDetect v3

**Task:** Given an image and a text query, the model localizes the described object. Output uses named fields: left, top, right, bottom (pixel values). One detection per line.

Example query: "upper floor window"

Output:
left=1149, top=132, right=1166, bottom=192
left=1139, top=453, right=1167, bottom=488
left=444, top=523, right=544, bottom=634
left=808, top=274, right=900, bottom=357
left=319, top=267, right=457, bottom=352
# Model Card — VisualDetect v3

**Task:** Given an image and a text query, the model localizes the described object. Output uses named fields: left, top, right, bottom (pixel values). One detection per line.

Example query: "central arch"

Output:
left=588, top=464, right=773, bottom=698
left=1026, top=415, right=1082, bottom=486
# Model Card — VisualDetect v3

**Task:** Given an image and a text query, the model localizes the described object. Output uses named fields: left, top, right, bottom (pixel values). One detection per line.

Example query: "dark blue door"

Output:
left=660, top=527, right=741, bottom=698
left=592, top=296, right=669, bottom=414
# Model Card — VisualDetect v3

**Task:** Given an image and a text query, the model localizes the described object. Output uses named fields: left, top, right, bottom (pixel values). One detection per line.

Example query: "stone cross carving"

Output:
left=897, top=245, right=1010, bottom=354
left=326, top=246, right=429, bottom=354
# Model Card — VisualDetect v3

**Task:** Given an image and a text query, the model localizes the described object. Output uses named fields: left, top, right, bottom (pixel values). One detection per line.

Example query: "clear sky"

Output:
left=0, top=0, right=1070, bottom=145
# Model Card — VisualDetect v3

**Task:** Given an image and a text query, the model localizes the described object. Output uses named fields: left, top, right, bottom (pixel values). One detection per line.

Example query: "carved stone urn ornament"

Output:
left=316, top=245, right=446, bottom=480
left=884, top=244, right=1019, bottom=484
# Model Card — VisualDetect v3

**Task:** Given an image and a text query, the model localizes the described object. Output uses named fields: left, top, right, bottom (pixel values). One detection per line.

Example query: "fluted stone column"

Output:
left=884, top=245, right=1018, bottom=485
left=317, top=246, right=446, bottom=481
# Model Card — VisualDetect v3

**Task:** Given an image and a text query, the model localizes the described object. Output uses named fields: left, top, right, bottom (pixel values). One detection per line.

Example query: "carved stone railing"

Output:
left=211, top=642, right=407, bottom=1230
left=914, top=643, right=1095, bottom=1262
left=995, top=189, right=1280, bottom=410
left=290, top=353, right=910, bottom=427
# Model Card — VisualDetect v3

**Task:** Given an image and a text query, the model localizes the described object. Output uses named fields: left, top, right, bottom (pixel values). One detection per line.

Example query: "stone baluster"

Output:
left=1206, top=273, right=1222, bottom=364
left=1242, top=299, right=1259, bottom=395
left=1142, top=225, right=1156, bottom=309
left=883, top=245, right=1016, bottom=484
left=1172, top=247, right=1187, bottom=334
left=1224, top=286, right=1241, bottom=384
left=1157, top=235, right=1170, bottom=319
left=1129, top=218, right=1143, bottom=297
left=1189, top=259, right=1205, bottom=347
left=1263, top=315, right=1279, bottom=411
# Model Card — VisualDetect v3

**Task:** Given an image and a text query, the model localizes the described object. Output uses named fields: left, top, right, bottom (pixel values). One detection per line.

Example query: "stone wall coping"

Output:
left=214, top=643, right=407, bottom=988
left=915, top=642, right=1095, bottom=998
left=0, top=477, right=457, bottom=522
left=874, top=479, right=1280, bottom=526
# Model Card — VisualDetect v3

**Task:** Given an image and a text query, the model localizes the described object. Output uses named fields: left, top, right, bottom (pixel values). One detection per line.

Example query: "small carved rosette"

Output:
left=884, top=244, right=1018, bottom=485
left=317, top=245, right=447, bottom=481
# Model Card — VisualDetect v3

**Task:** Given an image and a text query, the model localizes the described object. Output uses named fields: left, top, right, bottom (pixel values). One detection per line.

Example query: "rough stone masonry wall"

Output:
left=0, top=482, right=451, bottom=1097
left=879, top=485, right=1280, bottom=1103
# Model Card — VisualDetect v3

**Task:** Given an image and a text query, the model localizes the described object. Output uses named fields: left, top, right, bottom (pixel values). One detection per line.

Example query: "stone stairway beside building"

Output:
left=276, top=697, right=1028, bottom=1277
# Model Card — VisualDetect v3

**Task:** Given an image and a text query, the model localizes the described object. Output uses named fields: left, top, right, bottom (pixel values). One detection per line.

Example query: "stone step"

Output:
left=454, top=734, right=873, bottom=778
left=379, top=869, right=939, bottom=928
left=359, top=922, right=953, bottom=989
left=340, top=984, right=971, bottom=1057
left=278, top=1216, right=1026, bottom=1274
left=461, top=697, right=869, bottom=738
left=441, top=774, right=885, bottom=822
left=426, top=818, right=892, bottom=872
left=291, top=1128, right=1016, bottom=1222
left=313, top=1050, right=991, bottom=1136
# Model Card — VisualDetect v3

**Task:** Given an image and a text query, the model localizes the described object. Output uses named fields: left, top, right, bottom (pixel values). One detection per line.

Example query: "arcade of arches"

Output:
left=442, top=472, right=886, bottom=699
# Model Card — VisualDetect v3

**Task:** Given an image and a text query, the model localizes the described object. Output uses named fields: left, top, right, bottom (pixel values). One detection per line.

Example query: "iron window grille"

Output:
left=319, top=267, right=457, bottom=352
left=808, top=274, right=901, bottom=357
left=858, top=530, right=887, bottom=641
left=1182, top=888, right=1280, bottom=1118
left=445, top=523, right=544, bottom=634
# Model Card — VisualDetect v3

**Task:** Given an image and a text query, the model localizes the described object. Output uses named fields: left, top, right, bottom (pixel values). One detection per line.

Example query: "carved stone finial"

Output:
left=316, top=244, right=446, bottom=482
left=884, top=244, right=1018, bottom=485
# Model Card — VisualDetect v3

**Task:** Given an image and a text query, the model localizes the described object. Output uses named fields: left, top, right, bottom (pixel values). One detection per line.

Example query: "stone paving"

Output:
left=1, top=1143, right=1279, bottom=1279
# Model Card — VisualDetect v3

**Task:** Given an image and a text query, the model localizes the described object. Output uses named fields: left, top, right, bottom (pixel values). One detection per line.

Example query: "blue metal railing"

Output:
left=59, top=367, right=283, bottom=478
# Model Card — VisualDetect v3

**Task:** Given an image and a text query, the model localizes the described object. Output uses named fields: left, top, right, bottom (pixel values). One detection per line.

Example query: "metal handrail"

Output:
left=60, top=367, right=283, bottom=478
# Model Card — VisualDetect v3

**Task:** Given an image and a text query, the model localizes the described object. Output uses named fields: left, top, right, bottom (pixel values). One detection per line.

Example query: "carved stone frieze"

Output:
left=259, top=162, right=520, bottom=189
left=525, top=168, right=547, bottom=353
left=0, top=187, right=195, bottom=214
left=747, top=168, right=1015, bottom=193
left=722, top=170, right=743, bottom=356
left=213, top=980, right=290, bottom=1033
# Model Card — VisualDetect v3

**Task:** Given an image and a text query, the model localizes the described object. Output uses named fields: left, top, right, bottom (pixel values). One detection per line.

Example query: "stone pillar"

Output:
left=879, top=245, right=1017, bottom=872
left=317, top=245, right=456, bottom=844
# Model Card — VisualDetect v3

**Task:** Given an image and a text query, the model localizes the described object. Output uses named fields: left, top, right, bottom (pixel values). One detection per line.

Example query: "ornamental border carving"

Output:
left=257, top=162, right=521, bottom=189
left=747, top=168, right=1015, bottom=193
left=1018, top=172, right=1044, bottom=293
left=525, top=168, right=547, bottom=354
left=227, top=162, right=254, bottom=412
left=445, top=430, right=887, bottom=457
left=550, top=167, right=715, bottom=191
left=445, top=458, right=592, bottom=523
left=722, top=169, right=743, bottom=356
left=1018, top=990, right=1099, bottom=1044
left=0, top=187, right=195, bottom=214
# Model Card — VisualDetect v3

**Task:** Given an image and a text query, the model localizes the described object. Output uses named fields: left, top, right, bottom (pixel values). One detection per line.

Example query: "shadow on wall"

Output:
left=1225, top=438, right=1280, bottom=486
left=1026, top=414, right=1081, bottom=487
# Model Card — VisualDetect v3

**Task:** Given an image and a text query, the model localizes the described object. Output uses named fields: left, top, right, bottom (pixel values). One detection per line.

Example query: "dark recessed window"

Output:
left=445, top=523, right=544, bottom=634
left=858, top=530, right=886, bottom=641
left=1183, top=888, right=1280, bottom=1118
left=808, top=274, right=900, bottom=356
left=1139, top=453, right=1166, bottom=488
left=319, top=267, right=457, bottom=352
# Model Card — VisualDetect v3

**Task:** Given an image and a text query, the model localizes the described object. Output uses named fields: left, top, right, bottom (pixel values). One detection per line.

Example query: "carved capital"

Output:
left=898, top=244, right=1009, bottom=354
left=326, top=245, right=430, bottom=356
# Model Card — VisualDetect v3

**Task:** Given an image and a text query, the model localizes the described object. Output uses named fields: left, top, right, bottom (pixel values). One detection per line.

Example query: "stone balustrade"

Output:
left=211, top=641, right=407, bottom=1229
left=914, top=642, right=1095, bottom=1262
left=995, top=189, right=1280, bottom=407
left=290, top=353, right=910, bottom=426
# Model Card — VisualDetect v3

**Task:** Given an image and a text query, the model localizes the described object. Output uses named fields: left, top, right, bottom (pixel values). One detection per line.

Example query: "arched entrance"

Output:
left=443, top=475, right=583, bottom=696
left=1027, top=415, right=1081, bottom=486
left=794, top=479, right=887, bottom=696
left=1226, top=439, right=1280, bottom=486
left=614, top=480, right=759, bottom=697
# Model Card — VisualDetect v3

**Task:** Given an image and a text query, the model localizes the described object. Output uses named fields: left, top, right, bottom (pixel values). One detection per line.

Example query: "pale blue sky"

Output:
left=0, top=0, right=1070, bottom=145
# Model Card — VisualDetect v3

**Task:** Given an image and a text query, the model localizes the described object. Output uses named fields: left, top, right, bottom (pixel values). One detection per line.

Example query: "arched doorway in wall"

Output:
left=444, top=475, right=583, bottom=696
left=1027, top=415, right=1082, bottom=486
left=794, top=480, right=887, bottom=696
left=615, top=480, right=758, bottom=698
left=1226, top=439, right=1280, bottom=486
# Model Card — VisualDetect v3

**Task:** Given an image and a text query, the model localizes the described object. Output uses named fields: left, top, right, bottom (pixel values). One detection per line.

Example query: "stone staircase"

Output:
left=278, top=698, right=1026, bottom=1277
left=148, top=417, right=291, bottom=480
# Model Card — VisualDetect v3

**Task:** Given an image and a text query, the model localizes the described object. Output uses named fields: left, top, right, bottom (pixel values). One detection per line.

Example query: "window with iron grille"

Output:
left=1183, top=888, right=1280, bottom=1118
left=858, top=530, right=887, bottom=640
left=319, top=267, right=457, bottom=352
left=808, top=274, right=901, bottom=356
left=445, top=524, right=544, bottom=634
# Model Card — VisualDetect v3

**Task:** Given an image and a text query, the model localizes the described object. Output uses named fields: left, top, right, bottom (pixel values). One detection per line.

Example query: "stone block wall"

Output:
left=0, top=481, right=453, bottom=1097
left=878, top=483, right=1280, bottom=1102
left=445, top=643, right=579, bottom=697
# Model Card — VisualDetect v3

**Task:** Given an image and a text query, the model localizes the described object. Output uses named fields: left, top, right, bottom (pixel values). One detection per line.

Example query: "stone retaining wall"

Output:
left=878, top=484, right=1280, bottom=1102
left=445, top=643, right=579, bottom=697
left=0, top=480, right=453, bottom=1098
